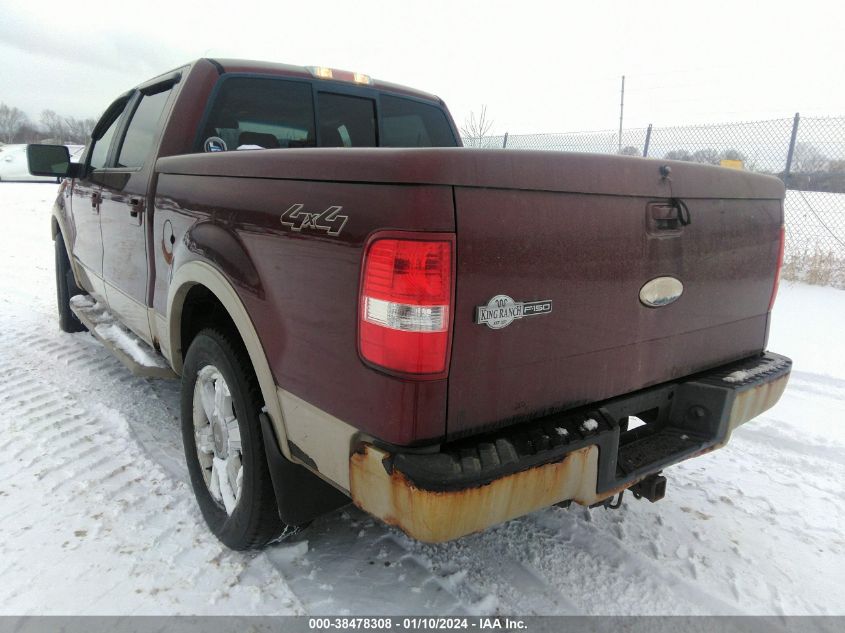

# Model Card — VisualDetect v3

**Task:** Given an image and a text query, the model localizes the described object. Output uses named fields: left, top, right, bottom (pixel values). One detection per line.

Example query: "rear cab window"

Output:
left=200, top=77, right=316, bottom=151
left=317, top=93, right=376, bottom=147
left=116, top=87, right=173, bottom=168
left=197, top=75, right=457, bottom=152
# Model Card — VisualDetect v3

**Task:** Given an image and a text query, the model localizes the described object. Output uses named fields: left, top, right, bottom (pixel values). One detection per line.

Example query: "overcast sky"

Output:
left=1, top=0, right=842, bottom=135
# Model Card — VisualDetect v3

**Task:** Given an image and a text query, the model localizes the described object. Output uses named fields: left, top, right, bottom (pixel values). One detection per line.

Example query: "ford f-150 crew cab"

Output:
left=28, top=58, right=791, bottom=549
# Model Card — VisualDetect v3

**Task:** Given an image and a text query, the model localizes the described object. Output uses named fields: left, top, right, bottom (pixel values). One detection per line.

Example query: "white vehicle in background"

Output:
left=0, top=144, right=84, bottom=182
left=67, top=145, right=85, bottom=163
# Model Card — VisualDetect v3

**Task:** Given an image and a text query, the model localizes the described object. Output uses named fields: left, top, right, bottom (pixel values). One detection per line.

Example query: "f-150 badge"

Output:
left=475, top=294, right=553, bottom=329
left=280, top=204, right=348, bottom=236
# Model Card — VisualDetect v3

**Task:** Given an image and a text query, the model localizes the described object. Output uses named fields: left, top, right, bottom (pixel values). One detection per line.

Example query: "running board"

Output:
left=69, top=295, right=177, bottom=380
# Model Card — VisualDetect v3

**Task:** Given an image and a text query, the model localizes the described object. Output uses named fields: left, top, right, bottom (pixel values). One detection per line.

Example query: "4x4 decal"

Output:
left=280, top=204, right=348, bottom=236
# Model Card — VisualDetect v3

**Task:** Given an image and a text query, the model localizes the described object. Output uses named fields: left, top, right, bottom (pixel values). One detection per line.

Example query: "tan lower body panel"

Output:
left=727, top=372, right=790, bottom=432
left=74, top=259, right=108, bottom=305
left=103, top=281, right=154, bottom=347
left=279, top=387, right=358, bottom=492
left=350, top=444, right=618, bottom=543
left=713, top=371, right=790, bottom=448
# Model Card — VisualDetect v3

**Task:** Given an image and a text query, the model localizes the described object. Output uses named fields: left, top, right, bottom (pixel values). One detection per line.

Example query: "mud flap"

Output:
left=259, top=413, right=350, bottom=525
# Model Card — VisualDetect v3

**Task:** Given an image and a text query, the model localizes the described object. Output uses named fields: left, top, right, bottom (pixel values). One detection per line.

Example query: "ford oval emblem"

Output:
left=639, top=276, right=684, bottom=307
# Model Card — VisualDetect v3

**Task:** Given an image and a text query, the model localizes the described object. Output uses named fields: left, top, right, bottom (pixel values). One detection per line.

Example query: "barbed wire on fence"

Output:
left=463, top=115, right=845, bottom=274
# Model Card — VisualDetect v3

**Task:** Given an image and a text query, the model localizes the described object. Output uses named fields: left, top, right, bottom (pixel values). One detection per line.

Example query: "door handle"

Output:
left=129, top=197, right=143, bottom=218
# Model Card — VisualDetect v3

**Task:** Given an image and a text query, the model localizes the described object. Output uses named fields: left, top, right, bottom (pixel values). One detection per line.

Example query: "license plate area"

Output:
left=620, top=407, right=663, bottom=445
left=598, top=382, right=717, bottom=487
left=390, top=353, right=790, bottom=497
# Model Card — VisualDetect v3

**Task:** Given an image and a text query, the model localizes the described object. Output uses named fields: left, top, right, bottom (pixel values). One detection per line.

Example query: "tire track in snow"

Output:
left=0, top=320, right=304, bottom=613
left=1, top=310, right=834, bottom=616
left=398, top=509, right=736, bottom=616
left=265, top=513, right=474, bottom=615
left=0, top=310, right=472, bottom=615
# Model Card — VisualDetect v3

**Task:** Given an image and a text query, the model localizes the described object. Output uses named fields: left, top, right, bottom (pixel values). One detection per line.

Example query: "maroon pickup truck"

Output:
left=28, top=58, right=791, bottom=549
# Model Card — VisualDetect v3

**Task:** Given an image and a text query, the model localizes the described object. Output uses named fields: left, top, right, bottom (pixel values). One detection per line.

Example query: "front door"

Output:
left=70, top=98, right=129, bottom=300
left=99, top=84, right=175, bottom=343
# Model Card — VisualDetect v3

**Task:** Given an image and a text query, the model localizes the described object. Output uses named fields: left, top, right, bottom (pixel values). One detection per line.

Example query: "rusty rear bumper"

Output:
left=350, top=352, right=791, bottom=543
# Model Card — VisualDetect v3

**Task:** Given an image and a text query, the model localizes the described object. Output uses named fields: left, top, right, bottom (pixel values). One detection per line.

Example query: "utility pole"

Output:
left=618, top=75, right=625, bottom=153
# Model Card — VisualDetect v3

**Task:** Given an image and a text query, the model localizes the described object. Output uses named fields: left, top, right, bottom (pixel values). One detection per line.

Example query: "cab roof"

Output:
left=205, top=58, right=444, bottom=105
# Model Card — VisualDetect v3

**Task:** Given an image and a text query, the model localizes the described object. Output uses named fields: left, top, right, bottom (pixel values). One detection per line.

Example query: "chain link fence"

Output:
left=465, top=115, right=845, bottom=287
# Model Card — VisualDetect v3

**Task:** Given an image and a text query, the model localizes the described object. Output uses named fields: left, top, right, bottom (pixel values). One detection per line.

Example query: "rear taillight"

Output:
left=769, top=225, right=785, bottom=311
left=359, top=234, right=454, bottom=375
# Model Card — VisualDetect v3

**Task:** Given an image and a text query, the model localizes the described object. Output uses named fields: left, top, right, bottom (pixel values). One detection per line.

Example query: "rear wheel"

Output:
left=181, top=328, right=301, bottom=549
left=54, top=235, right=86, bottom=333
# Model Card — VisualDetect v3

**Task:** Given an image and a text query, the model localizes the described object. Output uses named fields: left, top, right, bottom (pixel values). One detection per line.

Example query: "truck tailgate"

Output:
left=447, top=161, right=784, bottom=438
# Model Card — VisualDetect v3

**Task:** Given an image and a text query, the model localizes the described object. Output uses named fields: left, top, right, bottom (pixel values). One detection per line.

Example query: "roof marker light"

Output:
left=307, top=66, right=373, bottom=85
left=308, top=66, right=333, bottom=79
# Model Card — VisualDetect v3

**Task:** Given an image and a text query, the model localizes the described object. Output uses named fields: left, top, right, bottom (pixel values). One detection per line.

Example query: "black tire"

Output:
left=54, top=235, right=86, bottom=333
left=181, top=328, right=300, bottom=549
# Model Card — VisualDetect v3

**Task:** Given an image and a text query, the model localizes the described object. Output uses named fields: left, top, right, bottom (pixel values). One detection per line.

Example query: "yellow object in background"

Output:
left=720, top=159, right=744, bottom=170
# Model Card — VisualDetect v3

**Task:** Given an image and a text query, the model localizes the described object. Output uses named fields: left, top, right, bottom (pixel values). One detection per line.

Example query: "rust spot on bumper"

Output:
left=349, top=369, right=791, bottom=543
left=349, top=444, right=613, bottom=543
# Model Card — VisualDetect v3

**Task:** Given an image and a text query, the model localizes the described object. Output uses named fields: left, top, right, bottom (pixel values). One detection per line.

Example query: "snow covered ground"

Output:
left=0, top=182, right=843, bottom=615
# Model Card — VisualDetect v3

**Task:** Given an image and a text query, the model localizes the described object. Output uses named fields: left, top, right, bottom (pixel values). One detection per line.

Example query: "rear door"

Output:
left=99, top=79, right=177, bottom=343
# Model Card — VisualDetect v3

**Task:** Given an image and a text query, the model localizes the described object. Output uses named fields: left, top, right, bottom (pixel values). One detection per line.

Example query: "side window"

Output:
left=200, top=78, right=315, bottom=151
left=380, top=95, right=457, bottom=148
left=89, top=111, right=123, bottom=170
left=317, top=93, right=376, bottom=147
left=116, top=88, right=172, bottom=169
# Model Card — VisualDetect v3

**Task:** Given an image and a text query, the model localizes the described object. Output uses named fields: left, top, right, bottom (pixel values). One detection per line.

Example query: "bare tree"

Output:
left=461, top=105, right=494, bottom=148
left=691, top=148, right=720, bottom=164
left=792, top=143, right=827, bottom=173
left=828, top=159, right=845, bottom=174
left=64, top=117, right=96, bottom=144
left=664, top=148, right=755, bottom=170
left=14, top=122, right=41, bottom=144
left=664, top=149, right=693, bottom=162
left=40, top=109, right=67, bottom=143
left=720, top=148, right=746, bottom=162
left=0, top=103, right=29, bottom=144
left=618, top=145, right=640, bottom=156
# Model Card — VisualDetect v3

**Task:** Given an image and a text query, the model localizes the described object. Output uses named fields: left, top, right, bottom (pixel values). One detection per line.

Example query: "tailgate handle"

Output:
left=671, top=198, right=692, bottom=226
left=650, top=199, right=691, bottom=230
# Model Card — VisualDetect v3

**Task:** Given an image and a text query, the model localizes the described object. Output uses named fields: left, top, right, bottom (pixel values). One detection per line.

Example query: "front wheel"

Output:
left=181, top=328, right=301, bottom=549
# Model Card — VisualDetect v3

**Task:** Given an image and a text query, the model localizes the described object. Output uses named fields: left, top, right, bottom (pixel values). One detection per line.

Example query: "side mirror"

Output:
left=27, top=144, right=72, bottom=178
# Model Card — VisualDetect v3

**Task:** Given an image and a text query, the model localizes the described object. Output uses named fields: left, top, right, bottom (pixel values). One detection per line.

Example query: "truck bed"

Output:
left=156, top=148, right=784, bottom=444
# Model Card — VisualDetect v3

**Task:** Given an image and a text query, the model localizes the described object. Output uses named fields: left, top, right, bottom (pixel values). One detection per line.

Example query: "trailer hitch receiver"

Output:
left=631, top=473, right=667, bottom=503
